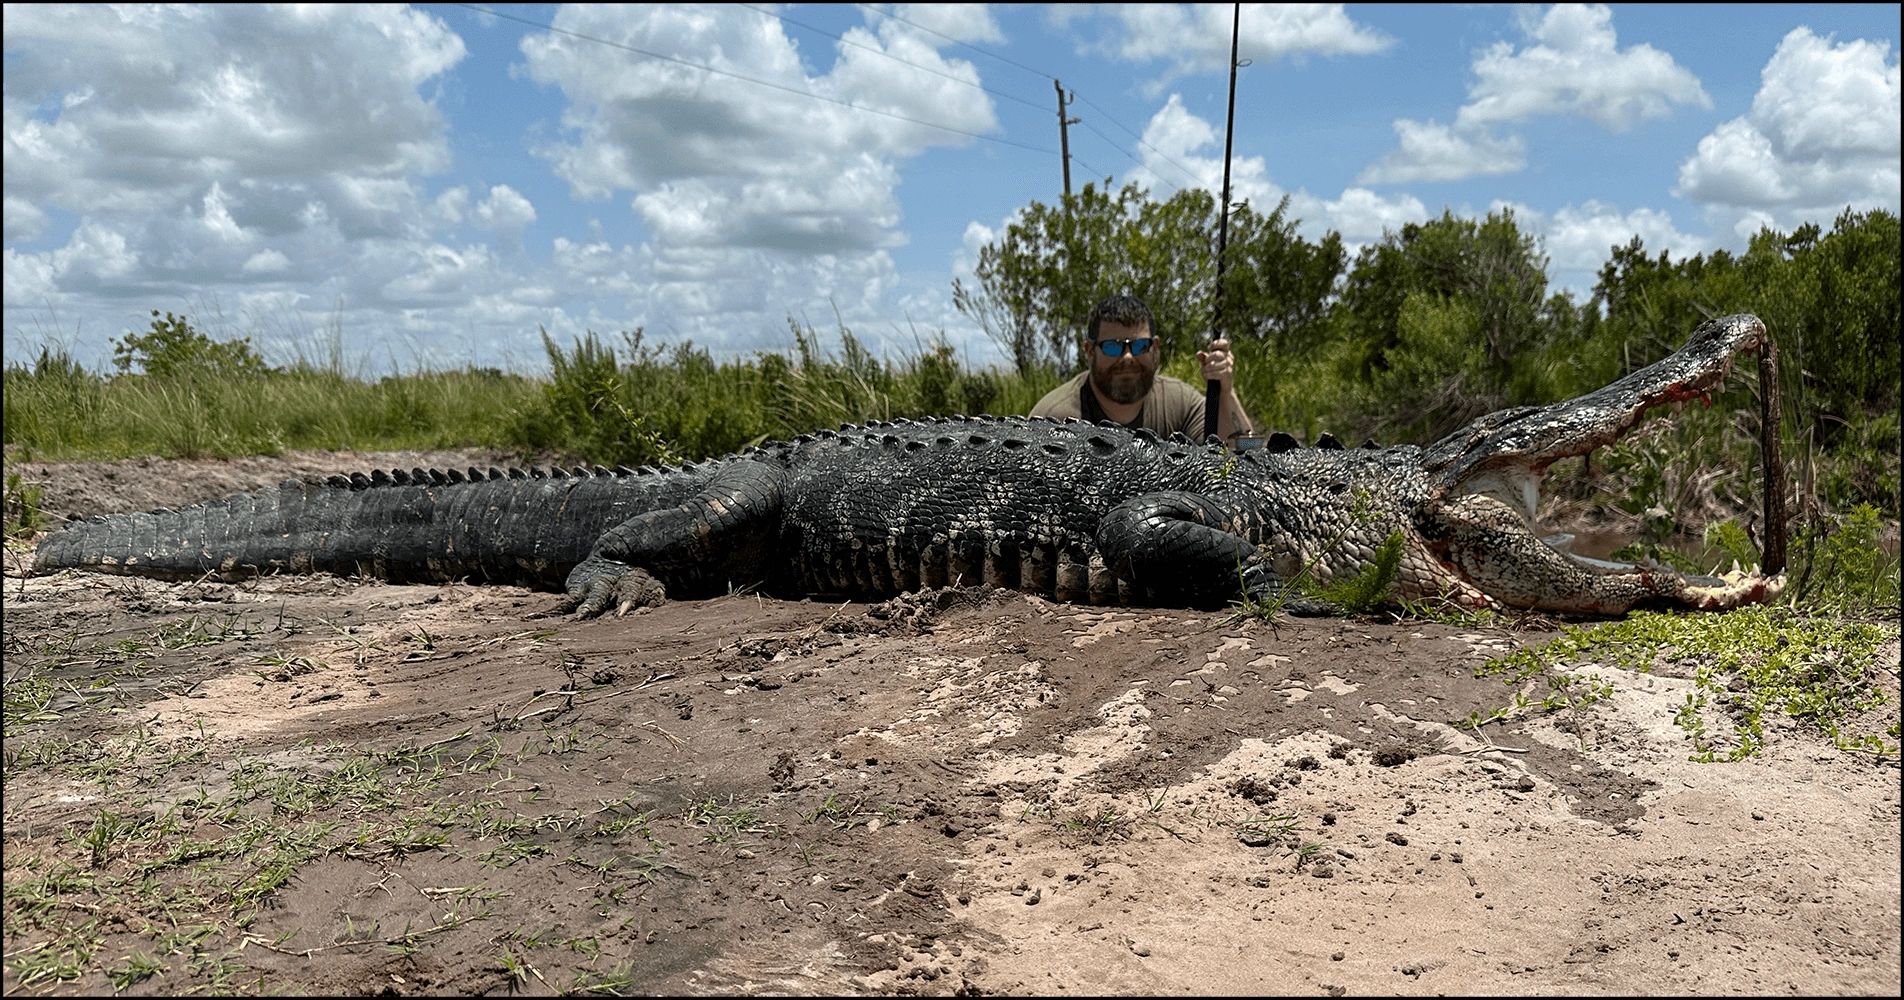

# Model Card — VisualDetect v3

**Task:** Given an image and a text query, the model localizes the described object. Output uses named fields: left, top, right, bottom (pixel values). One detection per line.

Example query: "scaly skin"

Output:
left=31, top=315, right=1785, bottom=617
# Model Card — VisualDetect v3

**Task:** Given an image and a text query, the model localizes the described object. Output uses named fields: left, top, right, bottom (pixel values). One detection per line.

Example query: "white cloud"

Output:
left=200, top=183, right=249, bottom=245
left=1361, top=4, right=1710, bottom=187
left=506, top=3, right=1005, bottom=362
left=18, top=221, right=141, bottom=297
left=884, top=4, right=1005, bottom=46
left=1676, top=28, right=1900, bottom=227
left=1297, top=188, right=1429, bottom=253
left=2, top=4, right=470, bottom=361
left=3, top=5, right=464, bottom=216
left=242, top=249, right=291, bottom=275
left=475, top=185, right=538, bottom=236
left=3, top=248, right=59, bottom=306
left=1458, top=4, right=1711, bottom=131
left=3, top=196, right=47, bottom=243
left=1089, top=4, right=1391, bottom=87
left=433, top=187, right=471, bottom=226
left=1513, top=199, right=1706, bottom=291
left=382, top=244, right=492, bottom=303
left=523, top=4, right=992, bottom=258
left=1358, top=120, right=1527, bottom=184
left=1129, top=94, right=1279, bottom=206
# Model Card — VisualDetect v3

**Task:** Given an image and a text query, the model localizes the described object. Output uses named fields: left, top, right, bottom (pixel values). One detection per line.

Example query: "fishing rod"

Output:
left=1205, top=2, right=1242, bottom=442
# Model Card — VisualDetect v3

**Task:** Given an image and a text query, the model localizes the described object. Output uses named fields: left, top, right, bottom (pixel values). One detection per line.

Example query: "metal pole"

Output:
left=1205, top=3, right=1242, bottom=441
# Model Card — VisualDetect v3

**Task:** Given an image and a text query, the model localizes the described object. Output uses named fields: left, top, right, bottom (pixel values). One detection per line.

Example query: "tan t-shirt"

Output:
left=1028, top=371, right=1210, bottom=439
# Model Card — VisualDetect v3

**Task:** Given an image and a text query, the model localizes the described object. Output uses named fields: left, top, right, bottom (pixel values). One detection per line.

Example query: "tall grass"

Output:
left=2, top=323, right=1057, bottom=465
left=502, top=321, right=1051, bottom=466
left=4, top=351, right=538, bottom=460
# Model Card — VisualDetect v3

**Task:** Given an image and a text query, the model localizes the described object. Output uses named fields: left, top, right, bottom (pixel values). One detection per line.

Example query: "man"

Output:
left=1029, top=294, right=1254, bottom=444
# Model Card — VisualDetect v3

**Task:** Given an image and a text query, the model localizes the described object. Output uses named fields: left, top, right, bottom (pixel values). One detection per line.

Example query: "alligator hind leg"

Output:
left=565, top=462, right=787, bottom=617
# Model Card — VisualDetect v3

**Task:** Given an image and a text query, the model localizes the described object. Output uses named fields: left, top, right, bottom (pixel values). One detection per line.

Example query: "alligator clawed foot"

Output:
left=1239, top=564, right=1340, bottom=617
left=563, top=556, right=669, bottom=619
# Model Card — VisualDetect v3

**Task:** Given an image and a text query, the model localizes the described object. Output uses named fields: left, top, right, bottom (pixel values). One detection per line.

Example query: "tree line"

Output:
left=954, top=182, right=1898, bottom=462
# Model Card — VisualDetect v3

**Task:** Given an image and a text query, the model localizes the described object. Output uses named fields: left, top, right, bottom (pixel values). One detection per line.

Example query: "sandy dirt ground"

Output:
left=3, top=450, right=1899, bottom=996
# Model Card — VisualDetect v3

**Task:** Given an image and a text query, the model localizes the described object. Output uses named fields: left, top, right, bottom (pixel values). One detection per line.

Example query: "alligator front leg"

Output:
left=1096, top=491, right=1295, bottom=609
left=565, top=462, right=788, bottom=617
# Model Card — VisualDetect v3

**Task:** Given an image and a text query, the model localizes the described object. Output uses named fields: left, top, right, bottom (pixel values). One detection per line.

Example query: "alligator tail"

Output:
left=31, top=465, right=709, bottom=588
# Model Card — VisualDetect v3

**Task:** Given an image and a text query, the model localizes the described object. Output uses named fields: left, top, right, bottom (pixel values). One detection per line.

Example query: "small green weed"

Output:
left=1060, top=805, right=1132, bottom=844
left=686, top=795, right=776, bottom=843
left=4, top=470, right=46, bottom=542
left=1235, top=813, right=1298, bottom=848
left=1473, top=606, right=1895, bottom=761
left=106, top=951, right=167, bottom=991
left=1311, top=528, right=1404, bottom=613
left=570, top=961, right=641, bottom=995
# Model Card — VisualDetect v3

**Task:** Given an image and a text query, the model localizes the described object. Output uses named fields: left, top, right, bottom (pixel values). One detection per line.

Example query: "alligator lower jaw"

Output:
left=1450, top=457, right=1785, bottom=613
left=1681, top=568, right=1787, bottom=610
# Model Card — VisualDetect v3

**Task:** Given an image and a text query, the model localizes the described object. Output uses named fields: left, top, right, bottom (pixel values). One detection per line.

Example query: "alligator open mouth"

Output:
left=1423, top=314, right=1785, bottom=612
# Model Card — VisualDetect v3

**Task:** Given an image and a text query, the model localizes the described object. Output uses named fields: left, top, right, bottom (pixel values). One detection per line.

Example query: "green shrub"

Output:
left=3, top=471, right=46, bottom=543
left=112, top=311, right=269, bottom=379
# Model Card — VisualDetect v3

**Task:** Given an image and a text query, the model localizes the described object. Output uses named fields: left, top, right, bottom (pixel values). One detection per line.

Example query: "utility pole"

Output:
left=1054, top=80, right=1078, bottom=199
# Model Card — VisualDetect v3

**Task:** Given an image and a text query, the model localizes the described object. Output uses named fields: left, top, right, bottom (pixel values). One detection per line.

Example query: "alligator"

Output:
left=31, top=314, right=1784, bottom=617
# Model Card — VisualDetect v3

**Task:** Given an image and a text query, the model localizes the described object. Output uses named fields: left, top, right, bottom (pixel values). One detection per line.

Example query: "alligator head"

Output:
left=1409, top=313, right=1784, bottom=614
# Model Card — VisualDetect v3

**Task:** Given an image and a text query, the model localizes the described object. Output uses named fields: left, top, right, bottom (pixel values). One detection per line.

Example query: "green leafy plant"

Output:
left=1312, top=528, right=1405, bottom=613
left=1791, top=503, right=1901, bottom=612
left=112, top=310, right=269, bottom=380
left=4, top=470, right=46, bottom=542
left=1472, top=606, right=1894, bottom=761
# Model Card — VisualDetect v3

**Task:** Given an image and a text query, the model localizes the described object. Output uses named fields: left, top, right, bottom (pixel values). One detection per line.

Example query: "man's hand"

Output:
left=1197, top=338, right=1235, bottom=388
left=1197, top=337, right=1252, bottom=443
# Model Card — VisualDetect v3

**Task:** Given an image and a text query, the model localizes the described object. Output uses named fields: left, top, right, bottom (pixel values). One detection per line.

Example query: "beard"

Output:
left=1091, top=362, right=1154, bottom=406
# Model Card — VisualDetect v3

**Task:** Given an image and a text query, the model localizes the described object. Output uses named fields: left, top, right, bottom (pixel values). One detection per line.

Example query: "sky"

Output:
left=4, top=3, right=1899, bottom=375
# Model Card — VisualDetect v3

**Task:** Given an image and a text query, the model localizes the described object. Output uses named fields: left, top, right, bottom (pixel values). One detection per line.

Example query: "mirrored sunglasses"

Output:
left=1095, top=337, right=1154, bottom=358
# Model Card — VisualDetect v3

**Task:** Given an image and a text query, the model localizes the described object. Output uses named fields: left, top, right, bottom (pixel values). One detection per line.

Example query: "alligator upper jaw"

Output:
left=1421, top=314, right=1768, bottom=493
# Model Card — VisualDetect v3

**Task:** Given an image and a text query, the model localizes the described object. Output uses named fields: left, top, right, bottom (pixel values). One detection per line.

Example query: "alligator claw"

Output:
left=1239, top=563, right=1340, bottom=617
left=564, top=556, right=668, bottom=618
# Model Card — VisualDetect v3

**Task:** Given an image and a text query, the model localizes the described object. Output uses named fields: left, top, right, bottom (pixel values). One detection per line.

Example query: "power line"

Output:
left=737, top=3, right=1049, bottom=115
left=453, top=3, right=1056, bottom=157
left=1071, top=91, right=1206, bottom=193
left=853, top=2, right=1055, bottom=84
left=853, top=3, right=1204, bottom=197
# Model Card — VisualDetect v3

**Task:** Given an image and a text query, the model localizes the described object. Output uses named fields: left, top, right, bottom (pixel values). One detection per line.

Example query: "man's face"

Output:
left=1088, top=318, right=1157, bottom=405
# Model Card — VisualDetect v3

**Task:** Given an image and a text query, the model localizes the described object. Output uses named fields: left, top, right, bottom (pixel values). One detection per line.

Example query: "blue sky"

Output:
left=4, top=4, right=1898, bottom=375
